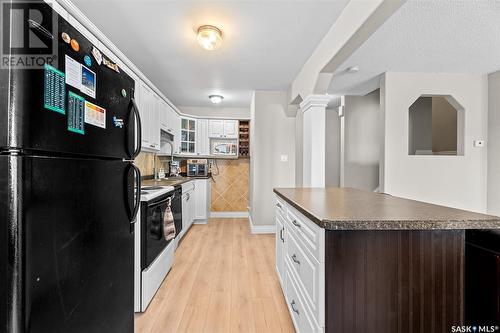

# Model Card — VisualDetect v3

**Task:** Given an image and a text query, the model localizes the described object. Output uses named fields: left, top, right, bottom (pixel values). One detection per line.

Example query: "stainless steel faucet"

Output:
left=166, top=140, right=174, bottom=176
left=166, top=141, right=174, bottom=164
left=153, top=153, right=158, bottom=180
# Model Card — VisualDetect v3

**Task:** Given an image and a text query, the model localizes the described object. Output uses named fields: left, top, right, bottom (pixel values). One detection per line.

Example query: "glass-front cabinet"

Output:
left=180, top=117, right=196, bottom=154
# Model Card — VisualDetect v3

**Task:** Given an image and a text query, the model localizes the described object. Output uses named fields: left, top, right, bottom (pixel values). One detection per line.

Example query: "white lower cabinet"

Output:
left=181, top=181, right=195, bottom=239
left=276, top=214, right=286, bottom=288
left=194, top=179, right=211, bottom=223
left=275, top=194, right=325, bottom=333
left=286, top=268, right=321, bottom=333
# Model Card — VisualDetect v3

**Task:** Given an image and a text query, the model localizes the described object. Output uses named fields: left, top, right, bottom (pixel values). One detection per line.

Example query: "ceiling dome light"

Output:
left=209, top=95, right=224, bottom=104
left=197, top=25, right=223, bottom=50
left=346, top=66, right=360, bottom=74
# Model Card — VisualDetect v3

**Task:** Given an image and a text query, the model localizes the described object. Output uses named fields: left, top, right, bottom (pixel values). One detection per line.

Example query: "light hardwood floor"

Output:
left=135, top=218, right=295, bottom=333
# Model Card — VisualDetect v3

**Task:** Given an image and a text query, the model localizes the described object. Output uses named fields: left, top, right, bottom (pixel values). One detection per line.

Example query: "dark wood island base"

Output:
left=326, top=230, right=464, bottom=332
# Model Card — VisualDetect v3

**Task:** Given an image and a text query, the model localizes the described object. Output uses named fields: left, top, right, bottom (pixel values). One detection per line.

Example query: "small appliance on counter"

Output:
left=182, top=159, right=209, bottom=177
left=168, top=160, right=181, bottom=177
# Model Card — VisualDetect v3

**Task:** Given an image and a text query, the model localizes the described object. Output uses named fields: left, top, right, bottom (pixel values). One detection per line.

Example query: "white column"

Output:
left=300, top=95, right=330, bottom=187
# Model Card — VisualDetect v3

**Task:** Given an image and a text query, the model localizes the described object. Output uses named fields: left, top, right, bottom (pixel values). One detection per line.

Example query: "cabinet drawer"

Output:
left=275, top=215, right=286, bottom=289
left=286, top=269, right=322, bottom=333
left=275, top=195, right=287, bottom=219
left=286, top=230, right=324, bottom=326
left=287, top=205, right=325, bottom=262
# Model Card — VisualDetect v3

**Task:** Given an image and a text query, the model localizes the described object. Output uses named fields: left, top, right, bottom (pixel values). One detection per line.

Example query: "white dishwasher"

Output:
left=180, top=181, right=195, bottom=239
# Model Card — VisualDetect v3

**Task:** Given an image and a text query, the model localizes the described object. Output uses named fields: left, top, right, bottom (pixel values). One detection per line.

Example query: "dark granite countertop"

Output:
left=274, top=187, right=500, bottom=230
left=142, top=175, right=211, bottom=188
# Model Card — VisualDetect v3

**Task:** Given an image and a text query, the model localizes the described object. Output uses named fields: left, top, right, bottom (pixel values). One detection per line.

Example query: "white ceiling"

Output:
left=328, top=0, right=500, bottom=95
left=71, top=0, right=349, bottom=107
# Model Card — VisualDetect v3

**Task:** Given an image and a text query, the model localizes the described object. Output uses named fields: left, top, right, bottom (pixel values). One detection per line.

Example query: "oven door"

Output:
left=141, top=196, right=171, bottom=270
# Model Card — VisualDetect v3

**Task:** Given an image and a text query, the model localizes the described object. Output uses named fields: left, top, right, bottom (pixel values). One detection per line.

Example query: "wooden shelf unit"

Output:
left=238, top=120, right=250, bottom=157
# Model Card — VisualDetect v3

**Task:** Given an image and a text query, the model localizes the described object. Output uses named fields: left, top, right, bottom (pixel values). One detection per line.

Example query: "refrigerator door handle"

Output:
left=129, top=98, right=142, bottom=159
left=131, top=163, right=141, bottom=224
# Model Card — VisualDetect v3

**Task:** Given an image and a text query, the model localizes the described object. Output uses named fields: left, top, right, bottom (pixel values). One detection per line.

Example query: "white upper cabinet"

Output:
left=180, top=117, right=196, bottom=154
left=159, top=99, right=169, bottom=132
left=137, top=81, right=150, bottom=147
left=166, top=104, right=178, bottom=136
left=209, top=119, right=239, bottom=139
left=196, top=119, right=210, bottom=156
left=138, top=81, right=160, bottom=151
left=173, top=114, right=181, bottom=154
left=208, top=120, right=224, bottom=138
left=223, top=120, right=238, bottom=138
left=150, top=94, right=160, bottom=150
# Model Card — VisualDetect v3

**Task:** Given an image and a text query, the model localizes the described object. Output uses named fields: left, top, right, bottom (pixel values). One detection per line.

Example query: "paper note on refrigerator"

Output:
left=80, top=65, right=96, bottom=99
left=85, top=101, right=106, bottom=129
left=67, top=91, right=85, bottom=135
left=65, top=55, right=81, bottom=89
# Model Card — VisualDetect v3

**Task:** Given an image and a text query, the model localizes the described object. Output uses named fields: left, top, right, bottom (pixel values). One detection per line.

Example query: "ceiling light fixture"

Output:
left=346, top=66, right=360, bottom=74
left=197, top=25, right=223, bottom=50
left=209, top=95, right=224, bottom=104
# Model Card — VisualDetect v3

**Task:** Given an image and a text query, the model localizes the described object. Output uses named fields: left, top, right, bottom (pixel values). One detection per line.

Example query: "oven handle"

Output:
left=148, top=194, right=175, bottom=207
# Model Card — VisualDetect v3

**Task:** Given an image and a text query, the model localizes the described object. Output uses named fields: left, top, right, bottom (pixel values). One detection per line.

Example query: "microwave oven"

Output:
left=211, top=140, right=237, bottom=156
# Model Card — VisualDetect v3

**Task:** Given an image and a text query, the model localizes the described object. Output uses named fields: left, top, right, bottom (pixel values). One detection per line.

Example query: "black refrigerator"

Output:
left=1, top=1, right=142, bottom=332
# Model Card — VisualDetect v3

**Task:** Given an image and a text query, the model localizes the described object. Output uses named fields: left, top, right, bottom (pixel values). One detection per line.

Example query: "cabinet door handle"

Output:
left=291, top=254, right=300, bottom=265
left=276, top=202, right=282, bottom=209
left=290, top=300, right=299, bottom=315
left=291, top=219, right=301, bottom=228
left=280, top=228, right=284, bottom=242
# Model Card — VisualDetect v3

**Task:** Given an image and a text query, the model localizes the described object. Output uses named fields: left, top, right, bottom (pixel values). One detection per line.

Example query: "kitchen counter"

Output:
left=142, top=175, right=211, bottom=188
left=274, top=187, right=500, bottom=230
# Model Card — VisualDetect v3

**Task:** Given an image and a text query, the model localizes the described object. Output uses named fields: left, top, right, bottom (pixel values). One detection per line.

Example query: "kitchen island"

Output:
left=273, top=187, right=500, bottom=333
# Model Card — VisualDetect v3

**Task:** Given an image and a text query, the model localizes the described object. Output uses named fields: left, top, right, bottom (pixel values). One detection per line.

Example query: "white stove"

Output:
left=134, top=185, right=180, bottom=312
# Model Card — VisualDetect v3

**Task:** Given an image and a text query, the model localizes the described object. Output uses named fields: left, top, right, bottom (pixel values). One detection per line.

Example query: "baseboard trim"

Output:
left=210, top=211, right=249, bottom=218
left=248, top=213, right=275, bottom=234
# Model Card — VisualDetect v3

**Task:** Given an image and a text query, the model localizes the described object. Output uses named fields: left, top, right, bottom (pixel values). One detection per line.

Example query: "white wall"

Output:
left=342, top=90, right=380, bottom=191
left=381, top=72, right=488, bottom=212
left=408, top=97, right=433, bottom=154
left=325, top=108, right=341, bottom=187
left=178, top=106, right=250, bottom=119
left=249, top=93, right=256, bottom=214
left=295, top=110, right=304, bottom=186
left=488, top=71, right=500, bottom=215
left=249, top=91, right=296, bottom=226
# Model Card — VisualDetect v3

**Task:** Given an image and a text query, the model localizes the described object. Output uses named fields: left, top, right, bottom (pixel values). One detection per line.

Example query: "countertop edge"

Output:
left=273, top=188, right=500, bottom=231
left=274, top=189, right=324, bottom=227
